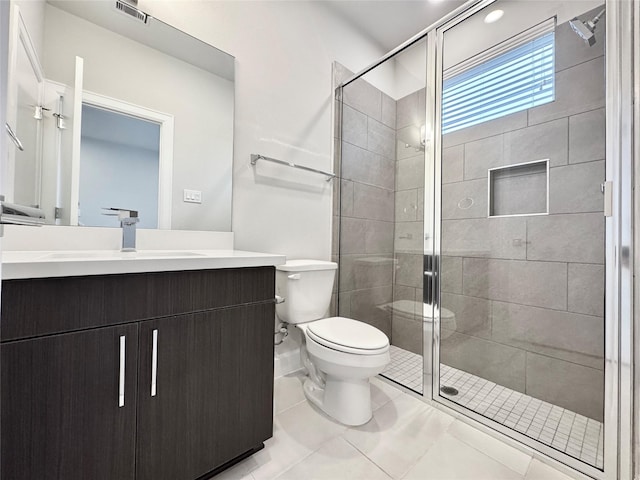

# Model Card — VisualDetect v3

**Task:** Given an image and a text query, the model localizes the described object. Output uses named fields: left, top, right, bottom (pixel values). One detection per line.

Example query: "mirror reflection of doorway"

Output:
left=78, top=104, right=160, bottom=229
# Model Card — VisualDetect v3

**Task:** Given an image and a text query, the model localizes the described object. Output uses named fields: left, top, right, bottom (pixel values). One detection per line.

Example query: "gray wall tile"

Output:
left=339, top=179, right=354, bottom=217
left=332, top=215, right=339, bottom=256
left=568, top=263, right=605, bottom=317
left=442, top=218, right=527, bottom=260
left=463, top=135, right=503, bottom=180
left=396, top=155, right=425, bottom=191
left=381, top=92, right=397, bottom=129
left=443, top=145, right=464, bottom=184
left=462, top=258, right=567, bottom=310
left=527, top=213, right=604, bottom=264
left=338, top=290, right=352, bottom=318
left=341, top=217, right=366, bottom=254
left=394, top=222, right=423, bottom=254
left=340, top=217, right=394, bottom=255
left=339, top=254, right=395, bottom=292
left=342, top=77, right=382, bottom=121
left=395, top=253, right=423, bottom=289
left=341, top=142, right=394, bottom=190
left=393, top=284, right=418, bottom=303
left=396, top=189, right=418, bottom=222
left=396, top=91, right=419, bottom=129
left=549, top=161, right=604, bottom=214
left=396, top=126, right=424, bottom=161
left=368, top=118, right=396, bottom=160
left=392, top=314, right=422, bottom=354
left=342, top=104, right=368, bottom=148
left=353, top=183, right=394, bottom=221
left=491, top=301, right=604, bottom=370
left=525, top=353, right=604, bottom=421
left=440, top=332, right=526, bottom=393
left=350, top=286, right=393, bottom=338
left=528, top=57, right=605, bottom=125
left=442, top=179, right=488, bottom=220
left=441, top=293, right=491, bottom=337
left=503, top=118, right=568, bottom=168
left=569, top=108, right=605, bottom=164
left=441, top=255, right=463, bottom=294
left=442, top=111, right=527, bottom=148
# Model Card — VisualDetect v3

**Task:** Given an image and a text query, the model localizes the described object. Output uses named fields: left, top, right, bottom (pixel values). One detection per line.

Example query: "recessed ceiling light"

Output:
left=484, top=9, right=504, bottom=24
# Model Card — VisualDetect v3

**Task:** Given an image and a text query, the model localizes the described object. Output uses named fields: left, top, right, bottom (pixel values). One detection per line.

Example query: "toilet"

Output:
left=379, top=299, right=457, bottom=340
left=276, top=260, right=390, bottom=426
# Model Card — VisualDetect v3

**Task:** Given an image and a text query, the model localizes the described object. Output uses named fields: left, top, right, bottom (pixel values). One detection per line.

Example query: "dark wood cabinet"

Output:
left=1, top=323, right=139, bottom=480
left=1, top=267, right=275, bottom=480
left=136, top=303, right=274, bottom=480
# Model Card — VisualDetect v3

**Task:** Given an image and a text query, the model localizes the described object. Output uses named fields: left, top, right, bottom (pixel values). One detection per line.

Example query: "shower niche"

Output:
left=488, top=160, right=549, bottom=217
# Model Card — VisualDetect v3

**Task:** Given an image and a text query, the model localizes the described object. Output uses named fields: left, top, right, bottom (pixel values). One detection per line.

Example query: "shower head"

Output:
left=569, top=8, right=605, bottom=47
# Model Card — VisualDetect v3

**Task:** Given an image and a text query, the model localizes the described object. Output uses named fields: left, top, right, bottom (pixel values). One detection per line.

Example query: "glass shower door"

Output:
left=335, top=37, right=428, bottom=394
left=434, top=0, right=606, bottom=474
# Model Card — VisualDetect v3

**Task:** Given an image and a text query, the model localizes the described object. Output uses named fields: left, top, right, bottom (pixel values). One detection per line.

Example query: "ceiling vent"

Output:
left=115, top=0, right=148, bottom=24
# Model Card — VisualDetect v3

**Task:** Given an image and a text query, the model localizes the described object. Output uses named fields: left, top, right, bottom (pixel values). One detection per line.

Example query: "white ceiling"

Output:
left=324, top=0, right=466, bottom=52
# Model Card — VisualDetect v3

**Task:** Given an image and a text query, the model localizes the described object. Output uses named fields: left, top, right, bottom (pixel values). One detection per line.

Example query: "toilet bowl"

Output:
left=276, top=260, right=390, bottom=426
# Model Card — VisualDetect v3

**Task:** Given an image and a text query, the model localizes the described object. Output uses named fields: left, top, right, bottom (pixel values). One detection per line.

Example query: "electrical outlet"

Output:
left=183, top=189, right=202, bottom=204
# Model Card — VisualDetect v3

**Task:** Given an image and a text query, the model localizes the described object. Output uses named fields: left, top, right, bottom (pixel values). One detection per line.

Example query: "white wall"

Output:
left=12, top=0, right=44, bottom=60
left=141, top=0, right=387, bottom=260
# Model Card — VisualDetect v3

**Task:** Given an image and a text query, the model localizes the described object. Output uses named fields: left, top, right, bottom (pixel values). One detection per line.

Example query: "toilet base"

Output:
left=303, top=375, right=373, bottom=426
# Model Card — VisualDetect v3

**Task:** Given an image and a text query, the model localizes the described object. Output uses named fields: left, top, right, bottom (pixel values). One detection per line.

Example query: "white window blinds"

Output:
left=442, top=18, right=556, bottom=134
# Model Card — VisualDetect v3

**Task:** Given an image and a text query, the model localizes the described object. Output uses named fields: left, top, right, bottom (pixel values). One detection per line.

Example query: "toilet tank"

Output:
left=275, top=260, right=337, bottom=324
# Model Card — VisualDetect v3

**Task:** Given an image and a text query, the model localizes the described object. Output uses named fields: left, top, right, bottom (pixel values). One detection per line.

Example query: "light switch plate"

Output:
left=183, top=189, right=202, bottom=204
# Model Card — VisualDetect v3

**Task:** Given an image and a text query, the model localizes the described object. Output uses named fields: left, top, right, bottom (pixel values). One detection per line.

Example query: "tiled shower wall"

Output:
left=333, top=67, right=397, bottom=339
left=389, top=90, right=426, bottom=355
left=332, top=63, right=426, bottom=351
left=440, top=8, right=606, bottom=421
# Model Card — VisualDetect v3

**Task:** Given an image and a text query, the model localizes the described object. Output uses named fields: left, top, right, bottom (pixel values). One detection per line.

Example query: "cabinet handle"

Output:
left=151, top=329, right=158, bottom=397
left=118, top=335, right=126, bottom=407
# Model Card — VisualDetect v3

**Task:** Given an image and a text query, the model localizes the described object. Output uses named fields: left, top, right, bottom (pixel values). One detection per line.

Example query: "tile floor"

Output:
left=382, top=346, right=604, bottom=470
left=382, top=345, right=424, bottom=394
left=440, top=365, right=604, bottom=469
left=210, top=372, right=582, bottom=480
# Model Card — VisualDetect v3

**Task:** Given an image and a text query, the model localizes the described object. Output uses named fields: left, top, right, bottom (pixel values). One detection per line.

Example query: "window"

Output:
left=442, top=19, right=555, bottom=134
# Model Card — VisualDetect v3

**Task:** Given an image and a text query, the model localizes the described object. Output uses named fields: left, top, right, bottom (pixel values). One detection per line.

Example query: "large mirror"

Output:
left=5, top=0, right=234, bottom=231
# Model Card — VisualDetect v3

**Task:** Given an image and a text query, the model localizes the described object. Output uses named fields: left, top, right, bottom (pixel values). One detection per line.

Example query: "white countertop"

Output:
left=2, top=249, right=286, bottom=279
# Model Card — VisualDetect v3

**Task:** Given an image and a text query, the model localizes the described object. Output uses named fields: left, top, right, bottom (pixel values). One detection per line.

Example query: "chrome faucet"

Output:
left=103, top=208, right=139, bottom=252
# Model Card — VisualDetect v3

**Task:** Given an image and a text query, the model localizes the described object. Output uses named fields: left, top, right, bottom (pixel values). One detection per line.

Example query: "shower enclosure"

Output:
left=333, top=37, right=428, bottom=395
left=334, top=1, right=634, bottom=479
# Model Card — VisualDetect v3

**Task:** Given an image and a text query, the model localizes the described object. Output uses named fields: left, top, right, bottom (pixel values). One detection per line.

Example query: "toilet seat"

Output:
left=306, top=317, right=389, bottom=355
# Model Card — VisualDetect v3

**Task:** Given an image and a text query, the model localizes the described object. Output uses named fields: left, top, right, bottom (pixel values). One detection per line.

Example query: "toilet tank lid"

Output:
left=276, top=259, right=338, bottom=272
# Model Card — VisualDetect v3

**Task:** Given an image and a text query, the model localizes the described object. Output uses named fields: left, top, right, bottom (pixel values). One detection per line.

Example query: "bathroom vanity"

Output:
left=0, top=249, right=284, bottom=480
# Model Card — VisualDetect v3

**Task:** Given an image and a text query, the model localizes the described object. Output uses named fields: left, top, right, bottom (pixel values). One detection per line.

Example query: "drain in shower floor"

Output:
left=440, top=386, right=459, bottom=396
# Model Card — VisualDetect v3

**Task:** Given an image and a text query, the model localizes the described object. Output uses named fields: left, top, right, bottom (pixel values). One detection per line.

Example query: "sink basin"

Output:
left=42, top=250, right=207, bottom=260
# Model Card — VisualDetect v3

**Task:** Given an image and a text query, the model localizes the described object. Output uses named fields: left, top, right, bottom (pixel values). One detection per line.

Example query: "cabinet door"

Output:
left=137, top=302, right=274, bottom=480
left=1, top=324, right=138, bottom=480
